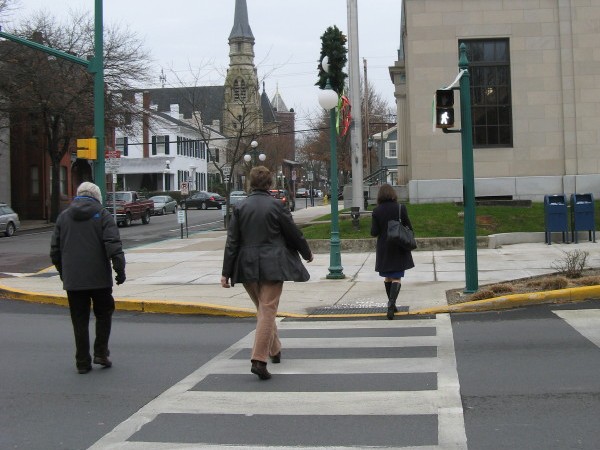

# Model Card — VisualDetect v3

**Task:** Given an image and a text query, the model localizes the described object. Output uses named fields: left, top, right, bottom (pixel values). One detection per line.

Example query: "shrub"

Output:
left=551, top=250, right=589, bottom=278
left=488, top=283, right=514, bottom=295
left=467, top=289, right=496, bottom=301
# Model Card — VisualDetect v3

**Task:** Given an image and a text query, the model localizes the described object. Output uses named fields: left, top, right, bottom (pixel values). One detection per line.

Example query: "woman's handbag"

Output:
left=387, top=204, right=417, bottom=251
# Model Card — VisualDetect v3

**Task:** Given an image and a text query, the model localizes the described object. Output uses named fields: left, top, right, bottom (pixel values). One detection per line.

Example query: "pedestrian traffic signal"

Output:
left=435, top=89, right=454, bottom=129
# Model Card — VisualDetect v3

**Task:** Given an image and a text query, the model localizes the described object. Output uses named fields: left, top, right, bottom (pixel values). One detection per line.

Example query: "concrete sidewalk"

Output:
left=2, top=204, right=600, bottom=318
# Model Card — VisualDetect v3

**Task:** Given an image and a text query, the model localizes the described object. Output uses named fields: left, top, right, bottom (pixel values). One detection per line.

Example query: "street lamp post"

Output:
left=244, top=140, right=266, bottom=166
left=318, top=77, right=345, bottom=280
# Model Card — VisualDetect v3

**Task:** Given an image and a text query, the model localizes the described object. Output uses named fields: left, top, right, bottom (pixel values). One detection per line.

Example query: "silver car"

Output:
left=0, top=203, right=20, bottom=237
left=149, top=195, right=178, bottom=215
left=229, top=190, right=248, bottom=208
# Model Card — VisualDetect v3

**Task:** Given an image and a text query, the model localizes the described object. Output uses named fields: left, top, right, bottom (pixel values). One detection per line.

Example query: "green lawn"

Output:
left=300, top=201, right=600, bottom=239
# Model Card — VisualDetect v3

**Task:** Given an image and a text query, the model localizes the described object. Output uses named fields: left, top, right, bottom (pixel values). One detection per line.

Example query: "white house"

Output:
left=114, top=97, right=227, bottom=194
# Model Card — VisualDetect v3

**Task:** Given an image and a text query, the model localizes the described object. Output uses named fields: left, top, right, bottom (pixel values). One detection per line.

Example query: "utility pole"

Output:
left=363, top=58, right=370, bottom=175
left=347, top=0, right=364, bottom=211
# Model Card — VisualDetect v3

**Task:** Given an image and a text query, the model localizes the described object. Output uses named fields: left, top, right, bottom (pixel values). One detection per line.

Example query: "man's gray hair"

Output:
left=76, top=182, right=102, bottom=203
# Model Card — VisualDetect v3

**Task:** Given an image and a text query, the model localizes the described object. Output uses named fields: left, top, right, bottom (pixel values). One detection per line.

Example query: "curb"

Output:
left=2, top=283, right=599, bottom=319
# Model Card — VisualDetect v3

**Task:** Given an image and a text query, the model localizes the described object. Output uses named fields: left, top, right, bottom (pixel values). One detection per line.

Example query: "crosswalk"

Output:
left=89, top=315, right=467, bottom=449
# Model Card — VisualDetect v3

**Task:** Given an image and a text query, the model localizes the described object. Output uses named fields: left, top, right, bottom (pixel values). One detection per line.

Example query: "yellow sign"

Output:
left=76, top=138, right=98, bottom=160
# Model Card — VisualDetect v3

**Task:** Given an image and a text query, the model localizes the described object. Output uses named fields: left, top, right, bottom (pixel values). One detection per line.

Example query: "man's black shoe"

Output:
left=270, top=352, right=281, bottom=364
left=93, top=356, right=112, bottom=368
left=77, top=366, right=92, bottom=374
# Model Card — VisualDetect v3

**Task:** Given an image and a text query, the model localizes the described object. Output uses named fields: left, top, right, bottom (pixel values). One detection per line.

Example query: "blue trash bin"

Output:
left=544, top=194, right=569, bottom=245
left=570, top=193, right=595, bottom=243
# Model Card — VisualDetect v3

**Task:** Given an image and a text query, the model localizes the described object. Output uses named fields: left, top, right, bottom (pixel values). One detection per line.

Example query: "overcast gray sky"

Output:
left=6, top=0, right=402, bottom=128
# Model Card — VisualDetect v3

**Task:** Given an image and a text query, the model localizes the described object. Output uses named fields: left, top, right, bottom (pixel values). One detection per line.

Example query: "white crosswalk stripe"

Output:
left=89, top=314, right=467, bottom=449
left=552, top=309, right=600, bottom=348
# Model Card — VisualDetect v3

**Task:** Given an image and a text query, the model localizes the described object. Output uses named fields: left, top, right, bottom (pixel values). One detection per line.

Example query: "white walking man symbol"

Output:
left=440, top=111, right=450, bottom=125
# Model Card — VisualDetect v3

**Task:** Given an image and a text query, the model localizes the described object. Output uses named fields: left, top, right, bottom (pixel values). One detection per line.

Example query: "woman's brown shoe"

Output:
left=251, top=360, right=271, bottom=380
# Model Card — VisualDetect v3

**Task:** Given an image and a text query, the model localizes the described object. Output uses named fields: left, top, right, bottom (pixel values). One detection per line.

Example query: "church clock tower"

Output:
left=223, top=0, right=262, bottom=137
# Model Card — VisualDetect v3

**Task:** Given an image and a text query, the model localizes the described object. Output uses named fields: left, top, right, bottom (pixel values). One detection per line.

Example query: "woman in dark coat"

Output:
left=371, top=183, right=415, bottom=319
left=221, top=166, right=313, bottom=380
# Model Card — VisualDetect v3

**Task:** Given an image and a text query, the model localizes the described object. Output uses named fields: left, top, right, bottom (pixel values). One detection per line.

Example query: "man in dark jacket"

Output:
left=50, top=182, right=126, bottom=374
left=221, top=166, right=313, bottom=380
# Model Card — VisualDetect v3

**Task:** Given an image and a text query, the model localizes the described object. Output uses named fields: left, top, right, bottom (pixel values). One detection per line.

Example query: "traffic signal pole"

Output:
left=0, top=0, right=106, bottom=200
left=436, top=43, right=478, bottom=293
left=458, top=43, right=478, bottom=293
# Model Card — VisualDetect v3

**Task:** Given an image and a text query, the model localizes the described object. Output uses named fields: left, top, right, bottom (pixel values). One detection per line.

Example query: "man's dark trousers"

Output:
left=67, top=288, right=115, bottom=369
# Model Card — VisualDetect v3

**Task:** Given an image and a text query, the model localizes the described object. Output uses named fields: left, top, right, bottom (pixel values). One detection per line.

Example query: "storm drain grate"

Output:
left=309, top=304, right=409, bottom=315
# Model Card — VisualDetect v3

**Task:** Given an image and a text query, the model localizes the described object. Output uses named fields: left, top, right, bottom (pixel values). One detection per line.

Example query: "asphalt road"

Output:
left=0, top=199, right=316, bottom=275
left=1, top=298, right=599, bottom=449
left=0, top=208, right=226, bottom=275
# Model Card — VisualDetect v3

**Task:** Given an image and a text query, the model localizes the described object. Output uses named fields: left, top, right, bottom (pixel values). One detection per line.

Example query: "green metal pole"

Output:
left=92, top=0, right=106, bottom=200
left=327, top=102, right=344, bottom=279
left=459, top=43, right=478, bottom=293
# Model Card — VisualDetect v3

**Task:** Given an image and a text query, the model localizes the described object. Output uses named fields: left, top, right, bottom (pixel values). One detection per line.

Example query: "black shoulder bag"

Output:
left=386, top=203, right=417, bottom=251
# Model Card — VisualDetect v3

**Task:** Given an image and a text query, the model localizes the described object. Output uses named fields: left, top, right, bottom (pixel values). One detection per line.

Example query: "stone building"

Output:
left=391, top=0, right=600, bottom=203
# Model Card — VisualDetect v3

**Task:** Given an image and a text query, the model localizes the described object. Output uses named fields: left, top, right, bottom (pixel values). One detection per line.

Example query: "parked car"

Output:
left=185, top=191, right=226, bottom=210
left=296, top=188, right=308, bottom=198
left=149, top=195, right=178, bottom=215
left=269, top=189, right=290, bottom=209
left=229, top=190, right=248, bottom=208
left=0, top=203, right=20, bottom=237
left=105, top=191, right=154, bottom=227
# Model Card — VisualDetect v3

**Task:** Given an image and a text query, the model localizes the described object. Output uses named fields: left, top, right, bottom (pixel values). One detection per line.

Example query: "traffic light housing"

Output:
left=435, top=89, right=455, bottom=129
left=76, top=138, right=97, bottom=160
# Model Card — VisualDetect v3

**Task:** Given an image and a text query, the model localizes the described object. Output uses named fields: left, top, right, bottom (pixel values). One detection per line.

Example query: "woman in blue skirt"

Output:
left=370, top=184, right=415, bottom=319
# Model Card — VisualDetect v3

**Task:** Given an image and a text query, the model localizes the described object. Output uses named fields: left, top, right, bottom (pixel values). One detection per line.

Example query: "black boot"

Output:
left=384, top=281, right=391, bottom=299
left=251, top=360, right=271, bottom=380
left=387, top=282, right=402, bottom=320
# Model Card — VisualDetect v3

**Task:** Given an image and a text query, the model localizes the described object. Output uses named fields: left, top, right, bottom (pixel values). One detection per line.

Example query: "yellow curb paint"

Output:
left=2, top=284, right=599, bottom=319
left=114, top=299, right=144, bottom=312
left=140, top=300, right=257, bottom=318
left=0, top=285, right=68, bottom=307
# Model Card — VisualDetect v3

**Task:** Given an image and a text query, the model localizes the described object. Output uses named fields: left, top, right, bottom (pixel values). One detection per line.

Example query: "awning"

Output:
left=117, top=157, right=172, bottom=174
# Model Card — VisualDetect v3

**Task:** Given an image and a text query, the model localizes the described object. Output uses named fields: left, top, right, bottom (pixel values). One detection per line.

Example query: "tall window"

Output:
left=152, top=135, right=169, bottom=155
left=386, top=141, right=397, bottom=159
left=30, top=166, right=39, bottom=195
left=233, top=78, right=247, bottom=101
left=459, top=38, right=512, bottom=147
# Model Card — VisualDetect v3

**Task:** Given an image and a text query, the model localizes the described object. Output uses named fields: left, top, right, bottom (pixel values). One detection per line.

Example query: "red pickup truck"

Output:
left=105, top=191, right=154, bottom=227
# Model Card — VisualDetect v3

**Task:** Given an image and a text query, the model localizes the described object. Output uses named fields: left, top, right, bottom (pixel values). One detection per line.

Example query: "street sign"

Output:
left=180, top=182, right=189, bottom=195
left=177, top=210, right=185, bottom=224
left=307, top=171, right=314, bottom=181
left=291, top=169, right=297, bottom=181
left=105, top=150, right=121, bottom=174
left=222, top=164, right=231, bottom=177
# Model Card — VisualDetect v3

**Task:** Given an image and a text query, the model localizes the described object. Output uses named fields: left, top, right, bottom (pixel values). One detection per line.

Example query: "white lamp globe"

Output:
left=250, top=140, right=258, bottom=149
left=321, top=56, right=330, bottom=74
left=244, top=154, right=252, bottom=163
left=318, top=88, right=338, bottom=110
left=258, top=153, right=266, bottom=162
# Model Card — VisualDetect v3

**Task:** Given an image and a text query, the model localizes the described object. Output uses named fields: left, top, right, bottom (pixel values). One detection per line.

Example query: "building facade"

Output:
left=393, top=0, right=600, bottom=203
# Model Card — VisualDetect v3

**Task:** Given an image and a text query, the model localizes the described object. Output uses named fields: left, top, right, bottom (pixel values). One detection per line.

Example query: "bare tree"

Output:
left=0, top=9, right=151, bottom=221
left=163, top=68, right=279, bottom=226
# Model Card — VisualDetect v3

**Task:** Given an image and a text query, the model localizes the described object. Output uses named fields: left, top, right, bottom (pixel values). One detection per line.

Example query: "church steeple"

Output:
left=229, top=0, right=254, bottom=41
left=223, top=0, right=261, bottom=137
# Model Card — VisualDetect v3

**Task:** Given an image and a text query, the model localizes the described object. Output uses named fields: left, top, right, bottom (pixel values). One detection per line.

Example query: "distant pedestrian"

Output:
left=221, top=166, right=313, bottom=380
left=50, top=182, right=126, bottom=374
left=371, top=183, right=415, bottom=319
